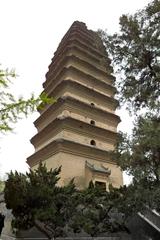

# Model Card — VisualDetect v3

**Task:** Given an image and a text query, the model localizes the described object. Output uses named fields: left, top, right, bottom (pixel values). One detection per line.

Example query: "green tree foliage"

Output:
left=0, top=181, right=5, bottom=192
left=99, top=0, right=160, bottom=217
left=99, top=0, right=160, bottom=112
left=70, top=182, right=128, bottom=237
left=0, top=67, right=53, bottom=132
left=117, top=115, right=160, bottom=183
left=5, top=165, right=132, bottom=238
left=113, top=114, right=160, bottom=211
left=4, top=164, right=76, bottom=239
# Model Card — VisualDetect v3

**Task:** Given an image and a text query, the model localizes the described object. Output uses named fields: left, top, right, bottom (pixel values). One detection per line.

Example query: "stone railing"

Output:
left=138, top=207, right=160, bottom=232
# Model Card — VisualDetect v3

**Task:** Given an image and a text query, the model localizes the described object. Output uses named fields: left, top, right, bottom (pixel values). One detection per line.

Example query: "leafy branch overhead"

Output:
left=99, top=0, right=160, bottom=112
left=0, top=67, right=54, bottom=132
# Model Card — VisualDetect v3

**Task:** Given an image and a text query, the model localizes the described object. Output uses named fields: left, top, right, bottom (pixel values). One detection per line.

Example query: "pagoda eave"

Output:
left=35, top=96, right=120, bottom=129
left=46, top=54, right=115, bottom=85
left=47, top=79, right=118, bottom=107
left=27, top=138, right=115, bottom=168
left=43, top=65, right=115, bottom=95
left=31, top=116, right=118, bottom=145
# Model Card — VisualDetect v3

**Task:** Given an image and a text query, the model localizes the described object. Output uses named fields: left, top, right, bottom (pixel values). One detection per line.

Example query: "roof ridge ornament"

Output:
left=86, top=161, right=111, bottom=175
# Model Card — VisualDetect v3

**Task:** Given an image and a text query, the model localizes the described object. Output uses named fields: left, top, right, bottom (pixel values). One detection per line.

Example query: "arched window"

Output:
left=90, top=140, right=96, bottom=146
left=90, top=120, right=95, bottom=125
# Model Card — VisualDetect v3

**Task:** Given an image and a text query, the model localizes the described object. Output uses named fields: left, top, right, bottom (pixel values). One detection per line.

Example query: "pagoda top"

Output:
left=70, top=21, right=87, bottom=28
left=55, top=20, right=99, bottom=54
left=44, top=21, right=112, bottom=88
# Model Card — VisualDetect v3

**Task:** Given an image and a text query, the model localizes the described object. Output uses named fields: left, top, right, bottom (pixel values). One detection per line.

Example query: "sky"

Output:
left=0, top=0, right=151, bottom=182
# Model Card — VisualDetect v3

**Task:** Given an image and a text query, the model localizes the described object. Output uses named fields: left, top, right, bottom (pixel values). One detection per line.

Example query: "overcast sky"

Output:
left=0, top=0, right=150, bottom=182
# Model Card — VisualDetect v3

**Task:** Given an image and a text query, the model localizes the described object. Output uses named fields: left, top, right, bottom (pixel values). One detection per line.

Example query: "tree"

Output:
left=4, top=163, right=76, bottom=239
left=99, top=0, right=160, bottom=217
left=69, top=182, right=129, bottom=237
left=112, top=114, right=160, bottom=208
left=99, top=0, right=160, bottom=112
left=5, top=165, right=132, bottom=238
left=0, top=67, right=53, bottom=132
left=115, top=115, right=160, bottom=183
left=0, top=181, right=5, bottom=192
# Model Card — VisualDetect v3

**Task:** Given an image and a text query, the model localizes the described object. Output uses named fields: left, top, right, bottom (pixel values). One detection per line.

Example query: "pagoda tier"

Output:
left=27, top=139, right=121, bottom=189
left=45, top=52, right=114, bottom=88
left=40, top=80, right=118, bottom=115
left=31, top=117, right=117, bottom=152
left=44, top=66, right=116, bottom=99
left=27, top=21, right=123, bottom=190
left=34, top=96, right=120, bottom=132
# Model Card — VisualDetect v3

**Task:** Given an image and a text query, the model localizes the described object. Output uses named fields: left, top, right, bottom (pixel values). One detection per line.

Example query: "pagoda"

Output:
left=27, top=21, right=123, bottom=190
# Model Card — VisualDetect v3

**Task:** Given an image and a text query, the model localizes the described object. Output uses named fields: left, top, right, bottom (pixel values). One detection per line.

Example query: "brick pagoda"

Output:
left=27, top=21, right=123, bottom=190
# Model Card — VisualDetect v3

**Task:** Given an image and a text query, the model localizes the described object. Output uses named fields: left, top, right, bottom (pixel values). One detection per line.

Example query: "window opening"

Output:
left=90, top=120, right=95, bottom=125
left=95, top=181, right=106, bottom=190
left=90, top=140, right=96, bottom=146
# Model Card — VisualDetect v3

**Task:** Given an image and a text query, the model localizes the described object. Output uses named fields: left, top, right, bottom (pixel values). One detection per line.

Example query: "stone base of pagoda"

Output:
left=27, top=139, right=123, bottom=189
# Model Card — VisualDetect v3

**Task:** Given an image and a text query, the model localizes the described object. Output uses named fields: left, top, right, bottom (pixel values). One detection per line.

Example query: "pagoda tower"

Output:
left=27, top=21, right=123, bottom=190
